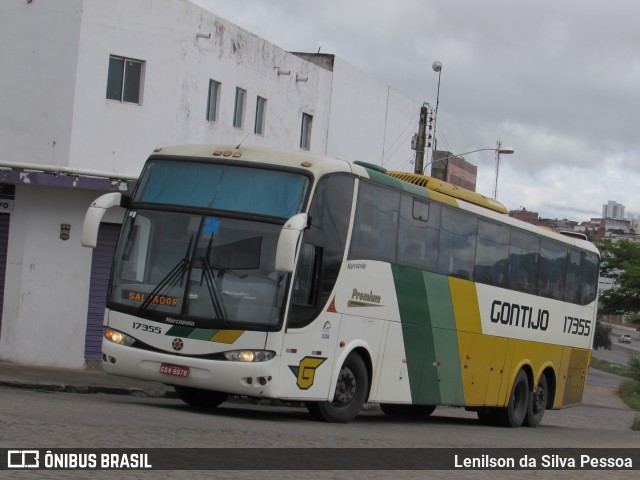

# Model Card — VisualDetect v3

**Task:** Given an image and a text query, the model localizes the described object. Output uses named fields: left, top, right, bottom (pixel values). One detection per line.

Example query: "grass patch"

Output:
left=618, top=381, right=640, bottom=431
left=590, top=356, right=634, bottom=378
left=619, top=380, right=640, bottom=411
left=591, top=356, right=640, bottom=430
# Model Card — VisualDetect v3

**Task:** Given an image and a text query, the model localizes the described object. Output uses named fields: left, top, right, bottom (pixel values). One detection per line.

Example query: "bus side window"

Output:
left=437, top=207, right=477, bottom=280
left=508, top=229, right=539, bottom=294
left=397, top=197, right=440, bottom=271
left=291, top=243, right=322, bottom=306
left=349, top=181, right=400, bottom=264
left=538, top=239, right=567, bottom=300
left=565, top=249, right=582, bottom=304
left=475, top=219, right=509, bottom=286
left=580, top=251, right=599, bottom=304
left=287, top=174, right=354, bottom=329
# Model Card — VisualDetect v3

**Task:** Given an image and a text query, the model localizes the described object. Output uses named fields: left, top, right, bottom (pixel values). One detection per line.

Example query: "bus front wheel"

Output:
left=173, top=386, right=229, bottom=408
left=306, top=353, right=368, bottom=423
left=496, top=369, right=529, bottom=427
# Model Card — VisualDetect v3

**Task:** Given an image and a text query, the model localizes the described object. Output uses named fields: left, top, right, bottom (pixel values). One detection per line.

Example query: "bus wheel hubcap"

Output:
left=334, top=366, right=356, bottom=404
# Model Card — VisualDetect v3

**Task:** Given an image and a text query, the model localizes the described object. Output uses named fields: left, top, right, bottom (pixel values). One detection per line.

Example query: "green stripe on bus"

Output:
left=190, top=328, right=219, bottom=341
left=165, top=326, right=221, bottom=341
left=392, top=266, right=465, bottom=406
left=165, top=326, right=194, bottom=337
left=423, top=272, right=465, bottom=405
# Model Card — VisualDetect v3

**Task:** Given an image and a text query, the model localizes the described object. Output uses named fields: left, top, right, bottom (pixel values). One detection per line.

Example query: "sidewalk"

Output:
left=0, top=360, right=175, bottom=398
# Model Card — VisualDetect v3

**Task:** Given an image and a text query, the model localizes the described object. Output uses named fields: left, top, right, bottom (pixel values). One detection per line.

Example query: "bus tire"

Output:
left=380, top=404, right=436, bottom=418
left=306, top=353, right=368, bottom=423
left=173, top=386, right=229, bottom=408
left=496, top=369, right=529, bottom=428
left=524, top=373, right=548, bottom=427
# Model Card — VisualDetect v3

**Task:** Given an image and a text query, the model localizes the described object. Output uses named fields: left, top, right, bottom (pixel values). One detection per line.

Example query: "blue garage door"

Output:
left=0, top=213, right=9, bottom=337
left=84, top=223, right=120, bottom=360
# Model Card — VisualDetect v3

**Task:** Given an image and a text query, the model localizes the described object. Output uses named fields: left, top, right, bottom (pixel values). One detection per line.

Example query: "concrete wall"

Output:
left=326, top=57, right=419, bottom=169
left=68, top=0, right=333, bottom=176
left=0, top=0, right=83, bottom=166
left=0, top=185, right=124, bottom=368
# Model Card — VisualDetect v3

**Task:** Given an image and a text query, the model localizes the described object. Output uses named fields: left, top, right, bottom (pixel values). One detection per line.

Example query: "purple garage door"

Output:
left=0, top=214, right=9, bottom=336
left=84, top=223, right=120, bottom=359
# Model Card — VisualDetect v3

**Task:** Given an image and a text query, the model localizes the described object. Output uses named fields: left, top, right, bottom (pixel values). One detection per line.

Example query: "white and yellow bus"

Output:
left=82, top=145, right=599, bottom=426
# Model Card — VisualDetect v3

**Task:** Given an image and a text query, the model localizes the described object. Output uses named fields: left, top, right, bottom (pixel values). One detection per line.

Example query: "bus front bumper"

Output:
left=101, top=341, right=280, bottom=398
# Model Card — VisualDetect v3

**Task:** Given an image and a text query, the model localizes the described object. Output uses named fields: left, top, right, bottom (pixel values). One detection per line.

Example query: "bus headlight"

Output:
left=223, top=350, right=275, bottom=362
left=104, top=328, right=135, bottom=346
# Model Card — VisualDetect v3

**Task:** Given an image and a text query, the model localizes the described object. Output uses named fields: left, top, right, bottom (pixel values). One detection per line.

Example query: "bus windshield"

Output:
left=108, top=160, right=310, bottom=328
left=134, top=159, right=308, bottom=218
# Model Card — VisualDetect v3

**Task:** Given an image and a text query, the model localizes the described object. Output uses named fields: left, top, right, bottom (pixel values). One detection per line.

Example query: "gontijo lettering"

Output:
left=490, top=300, right=549, bottom=331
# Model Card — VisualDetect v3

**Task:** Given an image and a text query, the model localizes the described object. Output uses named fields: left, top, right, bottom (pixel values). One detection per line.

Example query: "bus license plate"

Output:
left=159, top=363, right=189, bottom=377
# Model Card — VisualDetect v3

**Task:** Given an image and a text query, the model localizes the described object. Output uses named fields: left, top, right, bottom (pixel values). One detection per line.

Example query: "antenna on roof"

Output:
left=234, top=132, right=251, bottom=150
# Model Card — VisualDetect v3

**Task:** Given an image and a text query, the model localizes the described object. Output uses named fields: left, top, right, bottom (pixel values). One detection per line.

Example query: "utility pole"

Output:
left=493, top=140, right=502, bottom=199
left=414, top=103, right=429, bottom=174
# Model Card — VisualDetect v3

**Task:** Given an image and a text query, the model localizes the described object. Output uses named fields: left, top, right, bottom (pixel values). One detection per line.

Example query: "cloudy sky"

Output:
left=191, top=0, right=640, bottom=222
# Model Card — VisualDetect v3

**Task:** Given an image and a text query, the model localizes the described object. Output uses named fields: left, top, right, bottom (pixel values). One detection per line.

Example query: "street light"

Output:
left=431, top=61, right=443, bottom=154
left=492, top=140, right=513, bottom=199
left=423, top=145, right=514, bottom=170
left=423, top=143, right=514, bottom=199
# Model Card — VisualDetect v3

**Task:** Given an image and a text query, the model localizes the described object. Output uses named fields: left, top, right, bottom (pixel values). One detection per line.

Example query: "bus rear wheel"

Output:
left=380, top=404, right=436, bottom=418
left=496, top=369, right=529, bottom=427
left=173, top=386, right=229, bottom=408
left=524, top=374, right=548, bottom=427
left=306, top=353, right=368, bottom=423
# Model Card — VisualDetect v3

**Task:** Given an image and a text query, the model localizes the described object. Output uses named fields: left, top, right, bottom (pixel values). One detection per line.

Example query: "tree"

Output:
left=629, top=355, right=640, bottom=384
left=598, top=238, right=640, bottom=315
left=626, top=312, right=640, bottom=325
left=593, top=321, right=612, bottom=350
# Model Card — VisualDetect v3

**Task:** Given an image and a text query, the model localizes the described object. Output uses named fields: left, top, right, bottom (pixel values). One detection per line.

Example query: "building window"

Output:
left=254, top=96, right=267, bottom=135
left=206, top=80, right=221, bottom=122
left=233, top=87, right=246, bottom=128
left=106, top=55, right=144, bottom=104
left=300, top=113, right=313, bottom=150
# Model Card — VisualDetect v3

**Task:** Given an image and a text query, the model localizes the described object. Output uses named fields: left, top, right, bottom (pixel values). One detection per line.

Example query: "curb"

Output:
left=0, top=380, right=175, bottom=398
left=1, top=380, right=380, bottom=411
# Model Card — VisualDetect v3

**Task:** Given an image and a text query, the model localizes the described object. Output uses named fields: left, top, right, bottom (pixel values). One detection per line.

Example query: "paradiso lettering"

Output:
left=125, top=291, right=179, bottom=307
left=490, top=300, right=549, bottom=331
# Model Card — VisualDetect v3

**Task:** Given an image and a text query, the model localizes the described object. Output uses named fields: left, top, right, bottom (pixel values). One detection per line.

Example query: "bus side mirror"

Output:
left=275, top=213, right=308, bottom=273
left=81, top=192, right=123, bottom=248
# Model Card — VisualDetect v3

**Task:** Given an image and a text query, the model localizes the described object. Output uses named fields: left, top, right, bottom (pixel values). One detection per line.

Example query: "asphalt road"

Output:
left=1, top=364, right=638, bottom=480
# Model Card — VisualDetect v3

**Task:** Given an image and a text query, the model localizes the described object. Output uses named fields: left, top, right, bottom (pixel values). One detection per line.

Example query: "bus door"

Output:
left=276, top=174, right=355, bottom=400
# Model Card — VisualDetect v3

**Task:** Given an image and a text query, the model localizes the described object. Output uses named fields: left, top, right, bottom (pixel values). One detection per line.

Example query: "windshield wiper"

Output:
left=138, top=237, right=193, bottom=314
left=200, top=255, right=228, bottom=323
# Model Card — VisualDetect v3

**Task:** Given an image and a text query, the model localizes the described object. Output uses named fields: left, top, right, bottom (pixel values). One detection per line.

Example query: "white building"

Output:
left=0, top=0, right=420, bottom=368
left=602, top=200, right=625, bottom=220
